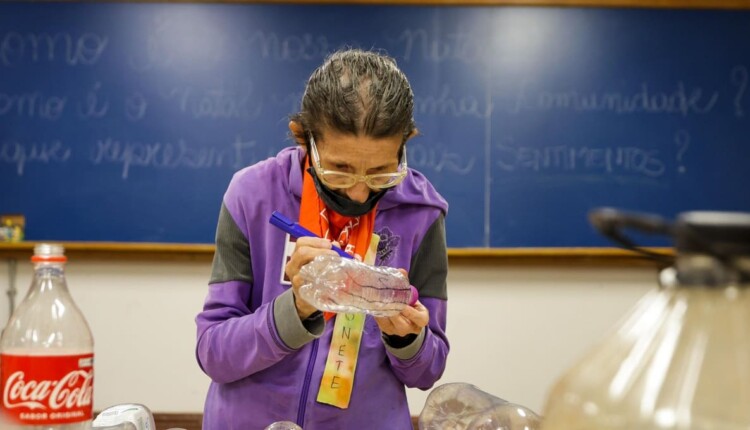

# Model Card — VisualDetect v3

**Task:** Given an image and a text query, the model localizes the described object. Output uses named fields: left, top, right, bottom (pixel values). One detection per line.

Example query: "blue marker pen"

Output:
left=269, top=211, right=353, bottom=259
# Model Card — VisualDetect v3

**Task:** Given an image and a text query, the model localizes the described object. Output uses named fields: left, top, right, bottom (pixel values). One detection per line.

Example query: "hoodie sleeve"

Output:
left=194, top=203, right=323, bottom=384
left=384, top=213, right=450, bottom=390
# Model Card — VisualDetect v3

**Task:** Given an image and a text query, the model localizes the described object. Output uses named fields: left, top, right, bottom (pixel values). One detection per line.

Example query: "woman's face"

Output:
left=313, top=127, right=403, bottom=203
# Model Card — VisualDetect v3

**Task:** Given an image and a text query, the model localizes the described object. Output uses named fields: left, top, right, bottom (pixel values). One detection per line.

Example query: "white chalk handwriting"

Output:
left=160, top=81, right=263, bottom=120
left=386, top=28, right=480, bottom=63
left=0, top=91, right=67, bottom=120
left=89, top=135, right=275, bottom=179
left=415, top=85, right=492, bottom=119
left=0, top=31, right=107, bottom=66
left=1, top=140, right=71, bottom=175
left=125, top=92, right=148, bottom=121
left=495, top=137, right=666, bottom=178
left=506, top=80, right=719, bottom=116
left=245, top=31, right=334, bottom=62
left=408, top=142, right=475, bottom=175
left=76, top=82, right=109, bottom=119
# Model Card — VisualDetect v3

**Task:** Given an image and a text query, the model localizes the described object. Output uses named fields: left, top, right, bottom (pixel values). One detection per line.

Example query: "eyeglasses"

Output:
left=309, top=133, right=408, bottom=190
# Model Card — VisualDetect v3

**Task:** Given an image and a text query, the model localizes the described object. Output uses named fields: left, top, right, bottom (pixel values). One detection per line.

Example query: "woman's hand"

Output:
left=374, top=300, right=429, bottom=337
left=374, top=269, right=429, bottom=336
left=284, top=236, right=339, bottom=320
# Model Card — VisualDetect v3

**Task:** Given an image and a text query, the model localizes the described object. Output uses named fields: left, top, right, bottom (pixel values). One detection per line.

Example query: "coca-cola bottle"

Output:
left=0, top=243, right=94, bottom=429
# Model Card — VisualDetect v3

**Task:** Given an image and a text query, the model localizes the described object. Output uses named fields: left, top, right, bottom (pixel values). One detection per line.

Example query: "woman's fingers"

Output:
left=284, top=237, right=338, bottom=281
left=374, top=300, right=429, bottom=336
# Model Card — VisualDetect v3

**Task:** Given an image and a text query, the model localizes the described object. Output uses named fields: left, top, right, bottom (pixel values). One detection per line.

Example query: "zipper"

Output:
left=296, top=337, right=319, bottom=426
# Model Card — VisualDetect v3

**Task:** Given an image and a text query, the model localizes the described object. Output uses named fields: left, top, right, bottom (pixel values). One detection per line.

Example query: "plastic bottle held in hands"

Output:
left=541, top=210, right=750, bottom=430
left=0, top=244, right=94, bottom=430
left=298, top=255, right=418, bottom=317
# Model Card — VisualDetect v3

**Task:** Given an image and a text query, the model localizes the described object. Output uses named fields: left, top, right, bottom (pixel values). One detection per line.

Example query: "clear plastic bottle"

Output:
left=418, top=382, right=542, bottom=430
left=0, top=243, right=95, bottom=430
left=92, top=404, right=155, bottom=430
left=541, top=210, right=750, bottom=430
left=298, top=255, right=418, bottom=317
left=263, top=421, right=303, bottom=430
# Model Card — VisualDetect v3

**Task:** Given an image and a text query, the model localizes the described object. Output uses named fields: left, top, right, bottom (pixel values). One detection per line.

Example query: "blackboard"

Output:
left=2, top=2, right=749, bottom=248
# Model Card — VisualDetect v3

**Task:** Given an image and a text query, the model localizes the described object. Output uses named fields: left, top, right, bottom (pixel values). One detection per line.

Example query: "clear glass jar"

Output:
left=541, top=211, right=750, bottom=430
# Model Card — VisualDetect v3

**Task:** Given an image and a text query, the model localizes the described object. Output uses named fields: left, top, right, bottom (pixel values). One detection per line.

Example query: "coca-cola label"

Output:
left=0, top=353, right=94, bottom=425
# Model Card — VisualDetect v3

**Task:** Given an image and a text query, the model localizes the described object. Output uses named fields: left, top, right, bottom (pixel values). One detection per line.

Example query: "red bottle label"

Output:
left=0, top=353, right=94, bottom=425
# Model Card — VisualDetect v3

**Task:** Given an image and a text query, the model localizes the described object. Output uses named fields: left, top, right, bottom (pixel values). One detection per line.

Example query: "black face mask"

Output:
left=307, top=167, right=388, bottom=217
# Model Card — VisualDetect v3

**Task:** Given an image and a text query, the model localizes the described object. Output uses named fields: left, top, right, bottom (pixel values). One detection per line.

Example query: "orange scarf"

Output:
left=298, top=156, right=377, bottom=319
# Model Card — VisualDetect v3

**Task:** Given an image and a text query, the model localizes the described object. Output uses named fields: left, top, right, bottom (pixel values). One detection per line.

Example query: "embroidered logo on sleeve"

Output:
left=375, top=227, right=400, bottom=265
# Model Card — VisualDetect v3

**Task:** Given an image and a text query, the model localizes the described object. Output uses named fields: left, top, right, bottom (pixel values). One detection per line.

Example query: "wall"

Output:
left=0, top=258, right=655, bottom=416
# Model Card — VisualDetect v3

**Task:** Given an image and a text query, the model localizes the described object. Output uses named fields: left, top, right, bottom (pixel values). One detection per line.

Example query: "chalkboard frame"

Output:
left=0, top=241, right=671, bottom=265
left=120, top=0, right=750, bottom=10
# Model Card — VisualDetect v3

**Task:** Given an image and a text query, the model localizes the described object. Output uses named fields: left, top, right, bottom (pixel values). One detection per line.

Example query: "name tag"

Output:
left=316, top=313, right=365, bottom=409
left=279, top=233, right=295, bottom=285
left=315, top=233, right=380, bottom=409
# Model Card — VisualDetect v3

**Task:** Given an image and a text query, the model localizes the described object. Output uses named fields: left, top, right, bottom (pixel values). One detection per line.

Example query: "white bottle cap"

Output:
left=32, top=243, right=67, bottom=263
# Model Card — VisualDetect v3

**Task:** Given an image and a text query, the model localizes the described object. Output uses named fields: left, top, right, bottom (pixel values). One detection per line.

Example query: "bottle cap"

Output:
left=409, top=285, right=419, bottom=306
left=31, top=243, right=67, bottom=263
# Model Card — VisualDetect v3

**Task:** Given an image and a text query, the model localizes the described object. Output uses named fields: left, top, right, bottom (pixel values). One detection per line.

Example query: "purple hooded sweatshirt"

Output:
left=196, top=146, right=449, bottom=429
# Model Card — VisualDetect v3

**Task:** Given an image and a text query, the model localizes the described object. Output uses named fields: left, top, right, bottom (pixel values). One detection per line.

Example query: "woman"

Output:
left=196, top=48, right=449, bottom=429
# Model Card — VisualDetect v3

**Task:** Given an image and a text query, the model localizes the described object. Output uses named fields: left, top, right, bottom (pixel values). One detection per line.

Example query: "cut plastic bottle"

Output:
left=298, top=255, right=418, bottom=317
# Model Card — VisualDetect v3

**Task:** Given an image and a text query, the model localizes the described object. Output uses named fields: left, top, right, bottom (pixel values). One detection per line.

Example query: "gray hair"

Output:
left=291, top=49, right=416, bottom=145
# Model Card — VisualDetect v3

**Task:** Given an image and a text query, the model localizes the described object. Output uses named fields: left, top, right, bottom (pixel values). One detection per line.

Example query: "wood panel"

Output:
left=150, top=413, right=421, bottom=429
left=0, top=242, right=670, bottom=266
left=153, top=413, right=202, bottom=430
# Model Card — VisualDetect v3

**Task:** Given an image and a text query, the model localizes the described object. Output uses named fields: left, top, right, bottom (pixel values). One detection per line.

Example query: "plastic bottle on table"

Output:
left=1, top=243, right=94, bottom=430
left=418, top=382, right=542, bottom=430
left=92, top=404, right=155, bottom=430
left=298, top=255, right=418, bottom=317
left=264, top=421, right=303, bottom=430
left=541, top=209, right=750, bottom=430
